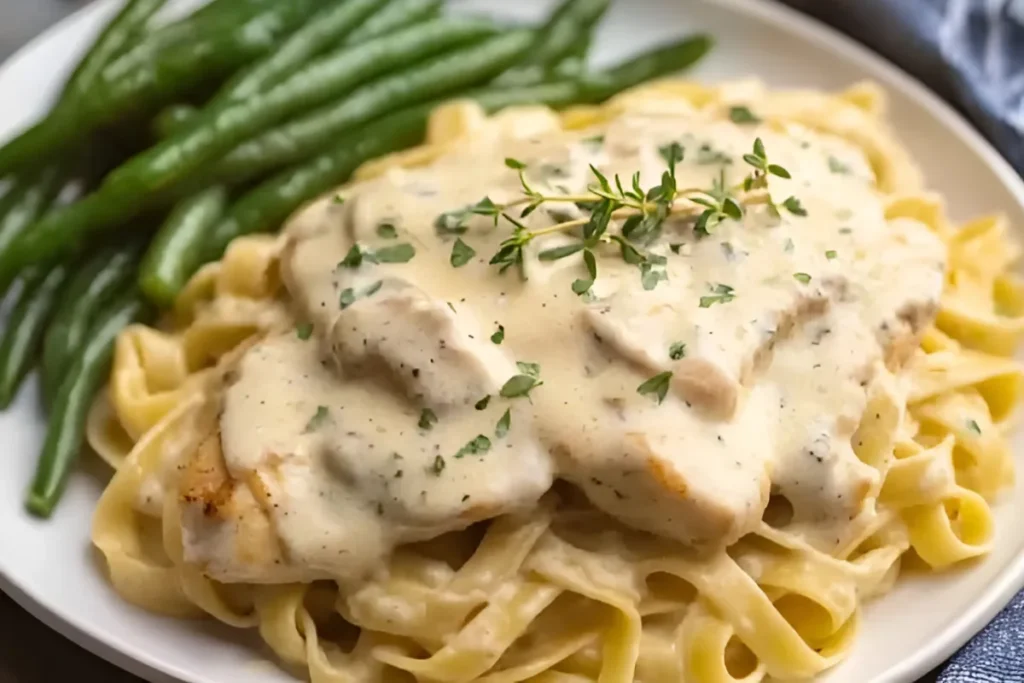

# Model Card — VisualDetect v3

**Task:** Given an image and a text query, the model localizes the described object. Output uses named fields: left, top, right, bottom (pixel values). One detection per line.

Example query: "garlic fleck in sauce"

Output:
left=184, top=107, right=946, bottom=582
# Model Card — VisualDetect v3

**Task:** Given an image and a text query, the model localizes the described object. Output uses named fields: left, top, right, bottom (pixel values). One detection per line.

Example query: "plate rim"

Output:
left=0, top=1, right=1023, bottom=682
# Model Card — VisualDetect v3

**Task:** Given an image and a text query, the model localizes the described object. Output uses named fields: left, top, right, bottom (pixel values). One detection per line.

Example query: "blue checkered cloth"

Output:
left=778, top=1, right=1024, bottom=681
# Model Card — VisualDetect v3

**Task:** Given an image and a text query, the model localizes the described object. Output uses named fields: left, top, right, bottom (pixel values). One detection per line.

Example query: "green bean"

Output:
left=580, top=34, right=713, bottom=101
left=63, top=0, right=167, bottom=100
left=0, top=0, right=321, bottom=176
left=549, top=35, right=591, bottom=80
left=107, top=17, right=497, bottom=195
left=0, top=166, right=65, bottom=263
left=0, top=266, right=70, bottom=408
left=207, top=0, right=385, bottom=107
left=4, top=0, right=161, bottom=210
left=153, top=104, right=196, bottom=139
left=26, top=291, right=152, bottom=518
left=102, top=0, right=288, bottom=84
left=0, top=18, right=501, bottom=289
left=156, top=0, right=445, bottom=141
left=139, top=186, right=227, bottom=307
left=345, top=0, right=442, bottom=44
left=186, top=0, right=278, bottom=25
left=155, top=0, right=390, bottom=138
left=0, top=0, right=162, bottom=295
left=41, top=246, right=139, bottom=405
left=207, top=30, right=538, bottom=186
left=494, top=0, right=610, bottom=86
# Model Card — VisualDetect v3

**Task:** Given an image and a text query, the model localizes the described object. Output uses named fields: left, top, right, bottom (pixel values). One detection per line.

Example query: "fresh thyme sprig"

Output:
left=433, top=137, right=804, bottom=295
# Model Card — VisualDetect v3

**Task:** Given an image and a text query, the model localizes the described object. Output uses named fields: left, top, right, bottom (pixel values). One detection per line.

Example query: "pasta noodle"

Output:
left=88, top=80, right=1023, bottom=682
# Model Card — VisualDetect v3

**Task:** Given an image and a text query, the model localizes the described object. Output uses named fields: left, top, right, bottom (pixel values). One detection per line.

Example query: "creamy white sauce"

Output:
left=186, top=108, right=946, bottom=581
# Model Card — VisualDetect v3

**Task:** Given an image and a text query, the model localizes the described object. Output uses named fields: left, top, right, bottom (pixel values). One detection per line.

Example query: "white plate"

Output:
left=1, top=1, right=1022, bottom=682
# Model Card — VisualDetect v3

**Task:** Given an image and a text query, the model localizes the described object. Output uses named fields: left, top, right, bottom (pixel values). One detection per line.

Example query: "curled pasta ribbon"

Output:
left=162, top=493, right=258, bottom=629
left=86, top=389, right=136, bottom=470
left=374, top=579, right=563, bottom=682
left=904, top=486, right=994, bottom=568
left=92, top=397, right=206, bottom=617
left=256, top=584, right=311, bottom=666
left=881, top=436, right=956, bottom=508
left=527, top=535, right=642, bottom=683
left=110, top=325, right=196, bottom=441
left=907, top=348, right=1023, bottom=424
left=479, top=596, right=608, bottom=683
left=913, top=390, right=1013, bottom=499
left=343, top=511, right=551, bottom=640
left=885, top=193, right=955, bottom=240
left=678, top=602, right=765, bottom=683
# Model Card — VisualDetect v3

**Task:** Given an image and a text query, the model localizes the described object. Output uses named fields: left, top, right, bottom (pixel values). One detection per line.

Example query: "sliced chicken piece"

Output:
left=550, top=383, right=779, bottom=548
left=179, top=432, right=312, bottom=584
left=328, top=281, right=514, bottom=408
left=583, top=276, right=837, bottom=419
left=180, top=333, right=552, bottom=584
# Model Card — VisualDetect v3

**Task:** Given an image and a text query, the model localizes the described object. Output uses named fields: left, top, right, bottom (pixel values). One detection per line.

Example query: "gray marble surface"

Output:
left=0, top=2, right=945, bottom=682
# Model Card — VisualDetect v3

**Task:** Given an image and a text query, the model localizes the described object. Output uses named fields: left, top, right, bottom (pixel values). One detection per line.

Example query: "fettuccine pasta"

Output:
left=88, top=79, right=1022, bottom=682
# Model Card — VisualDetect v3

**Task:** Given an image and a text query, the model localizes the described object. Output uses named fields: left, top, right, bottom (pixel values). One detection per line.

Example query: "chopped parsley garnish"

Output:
left=340, top=243, right=415, bottom=266
left=332, top=194, right=345, bottom=204
left=696, top=144, right=732, bottom=165
left=728, top=105, right=761, bottom=124
left=641, top=261, right=668, bottom=290
left=450, top=238, right=476, bottom=267
left=966, top=419, right=982, bottom=435
left=491, top=324, right=505, bottom=344
left=828, top=156, right=851, bottom=174
left=431, top=455, right=446, bottom=475
left=374, top=243, right=416, bottom=263
left=455, top=434, right=492, bottom=458
left=296, top=322, right=313, bottom=340
left=500, top=372, right=542, bottom=399
left=637, top=371, right=673, bottom=404
left=418, top=408, right=437, bottom=431
left=475, top=395, right=491, bottom=410
left=793, top=272, right=812, bottom=284
left=825, top=249, right=838, bottom=260
left=699, top=283, right=735, bottom=308
left=782, top=196, right=807, bottom=216
left=340, top=245, right=366, bottom=268
left=304, top=406, right=329, bottom=433
left=435, top=209, right=470, bottom=235
left=496, top=409, right=511, bottom=438
left=339, top=280, right=383, bottom=309
left=376, top=222, right=398, bottom=239
left=669, top=341, right=687, bottom=360
left=339, top=288, right=356, bottom=309
left=516, top=361, right=541, bottom=378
